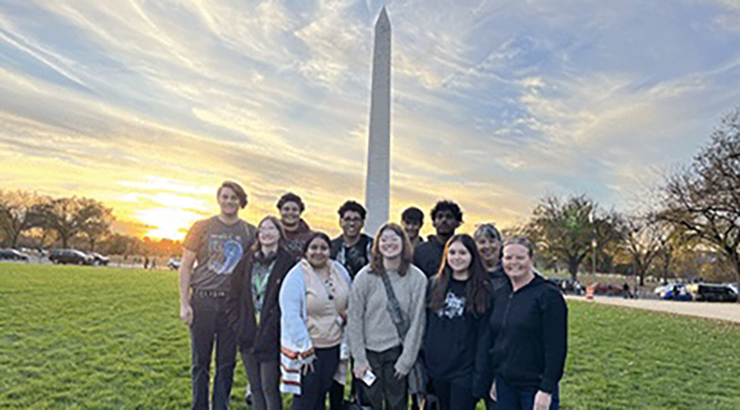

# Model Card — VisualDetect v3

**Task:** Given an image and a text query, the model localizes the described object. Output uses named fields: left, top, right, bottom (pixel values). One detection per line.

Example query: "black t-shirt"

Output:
left=183, top=216, right=255, bottom=291
left=330, top=234, right=372, bottom=278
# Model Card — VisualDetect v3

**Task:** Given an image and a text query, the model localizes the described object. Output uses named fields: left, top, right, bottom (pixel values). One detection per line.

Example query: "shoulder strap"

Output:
left=379, top=270, right=410, bottom=340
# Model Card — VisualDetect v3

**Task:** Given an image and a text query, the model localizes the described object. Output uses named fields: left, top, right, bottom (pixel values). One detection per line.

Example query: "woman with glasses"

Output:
left=228, top=216, right=297, bottom=410
left=279, top=232, right=352, bottom=410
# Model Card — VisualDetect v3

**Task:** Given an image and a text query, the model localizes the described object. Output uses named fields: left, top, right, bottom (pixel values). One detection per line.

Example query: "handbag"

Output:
left=378, top=270, right=428, bottom=398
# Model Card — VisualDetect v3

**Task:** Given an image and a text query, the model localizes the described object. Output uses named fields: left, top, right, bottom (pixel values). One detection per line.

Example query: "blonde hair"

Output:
left=502, top=236, right=534, bottom=258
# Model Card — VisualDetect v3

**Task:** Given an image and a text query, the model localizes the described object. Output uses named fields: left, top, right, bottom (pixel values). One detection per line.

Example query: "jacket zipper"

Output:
left=500, top=290, right=517, bottom=379
left=502, top=292, right=514, bottom=329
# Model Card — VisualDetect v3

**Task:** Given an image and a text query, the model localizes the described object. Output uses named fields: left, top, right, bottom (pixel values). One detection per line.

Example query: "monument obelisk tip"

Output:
left=377, top=7, right=390, bottom=26
left=365, top=7, right=392, bottom=237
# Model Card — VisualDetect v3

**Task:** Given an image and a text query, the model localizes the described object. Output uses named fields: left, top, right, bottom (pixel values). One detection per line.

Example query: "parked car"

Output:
left=591, top=282, right=625, bottom=297
left=0, top=248, right=30, bottom=261
left=686, top=284, right=739, bottom=302
left=167, top=258, right=181, bottom=270
left=87, top=252, right=110, bottom=266
left=659, top=284, right=692, bottom=301
left=563, top=279, right=584, bottom=295
left=49, top=249, right=94, bottom=265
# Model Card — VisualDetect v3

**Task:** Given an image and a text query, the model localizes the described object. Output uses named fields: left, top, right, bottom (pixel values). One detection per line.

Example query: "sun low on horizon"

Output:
left=2, top=0, right=740, bottom=240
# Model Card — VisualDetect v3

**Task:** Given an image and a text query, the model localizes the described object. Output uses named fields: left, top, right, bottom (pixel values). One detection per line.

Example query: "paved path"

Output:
left=567, top=295, right=740, bottom=324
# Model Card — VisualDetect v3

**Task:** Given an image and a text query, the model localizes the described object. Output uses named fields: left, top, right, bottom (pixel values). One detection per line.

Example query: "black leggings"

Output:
left=292, top=346, right=340, bottom=410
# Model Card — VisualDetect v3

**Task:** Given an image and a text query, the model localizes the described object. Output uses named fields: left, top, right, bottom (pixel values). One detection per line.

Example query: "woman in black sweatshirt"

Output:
left=488, top=237, right=567, bottom=410
left=424, top=234, right=492, bottom=410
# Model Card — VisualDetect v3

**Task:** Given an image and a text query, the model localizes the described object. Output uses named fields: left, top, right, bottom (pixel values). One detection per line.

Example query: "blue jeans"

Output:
left=190, top=294, right=237, bottom=410
left=495, top=378, right=559, bottom=410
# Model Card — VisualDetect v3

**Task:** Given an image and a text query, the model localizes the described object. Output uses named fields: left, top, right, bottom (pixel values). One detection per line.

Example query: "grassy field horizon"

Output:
left=1, top=264, right=739, bottom=409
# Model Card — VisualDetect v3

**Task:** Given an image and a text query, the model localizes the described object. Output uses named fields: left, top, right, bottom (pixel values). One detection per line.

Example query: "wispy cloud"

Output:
left=1, top=0, right=740, bottom=238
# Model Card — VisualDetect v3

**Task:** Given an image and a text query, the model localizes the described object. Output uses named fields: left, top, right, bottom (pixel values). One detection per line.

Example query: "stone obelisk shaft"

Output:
left=364, top=8, right=391, bottom=238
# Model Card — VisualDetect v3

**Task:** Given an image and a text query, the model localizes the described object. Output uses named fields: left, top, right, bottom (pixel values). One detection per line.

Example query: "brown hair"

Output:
left=502, top=236, right=534, bottom=258
left=429, top=234, right=491, bottom=315
left=369, top=223, right=414, bottom=276
left=217, top=181, right=248, bottom=208
left=253, top=216, right=287, bottom=253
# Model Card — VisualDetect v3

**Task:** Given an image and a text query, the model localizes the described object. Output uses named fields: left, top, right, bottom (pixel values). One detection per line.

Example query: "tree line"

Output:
left=0, top=193, right=181, bottom=258
left=516, top=109, right=740, bottom=288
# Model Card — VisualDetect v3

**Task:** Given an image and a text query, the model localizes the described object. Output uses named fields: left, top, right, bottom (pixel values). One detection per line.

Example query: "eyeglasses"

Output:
left=342, top=217, right=363, bottom=223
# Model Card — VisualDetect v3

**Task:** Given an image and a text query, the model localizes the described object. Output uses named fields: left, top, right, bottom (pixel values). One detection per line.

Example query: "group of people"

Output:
left=178, top=181, right=568, bottom=410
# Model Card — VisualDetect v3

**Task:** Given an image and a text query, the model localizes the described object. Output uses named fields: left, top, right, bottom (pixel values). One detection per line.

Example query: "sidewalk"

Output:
left=567, top=295, right=740, bottom=324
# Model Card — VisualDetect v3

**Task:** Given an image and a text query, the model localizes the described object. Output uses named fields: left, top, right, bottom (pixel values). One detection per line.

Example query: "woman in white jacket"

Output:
left=279, top=232, right=351, bottom=410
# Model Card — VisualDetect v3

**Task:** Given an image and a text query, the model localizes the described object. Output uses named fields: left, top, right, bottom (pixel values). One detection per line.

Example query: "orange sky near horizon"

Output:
left=1, top=171, right=527, bottom=242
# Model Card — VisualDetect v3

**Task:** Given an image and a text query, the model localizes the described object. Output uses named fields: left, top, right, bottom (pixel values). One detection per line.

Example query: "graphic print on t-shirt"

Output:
left=344, top=244, right=368, bottom=277
left=207, top=233, right=244, bottom=275
left=438, top=290, right=466, bottom=319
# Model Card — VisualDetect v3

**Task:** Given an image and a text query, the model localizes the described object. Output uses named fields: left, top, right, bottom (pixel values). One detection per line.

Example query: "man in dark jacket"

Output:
left=413, top=201, right=463, bottom=277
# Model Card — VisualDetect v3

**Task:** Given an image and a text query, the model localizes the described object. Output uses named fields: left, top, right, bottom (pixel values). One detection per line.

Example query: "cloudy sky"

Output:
left=2, top=0, right=740, bottom=239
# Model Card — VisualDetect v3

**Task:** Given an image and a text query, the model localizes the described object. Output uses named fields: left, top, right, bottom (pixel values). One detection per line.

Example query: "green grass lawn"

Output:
left=1, top=264, right=739, bottom=409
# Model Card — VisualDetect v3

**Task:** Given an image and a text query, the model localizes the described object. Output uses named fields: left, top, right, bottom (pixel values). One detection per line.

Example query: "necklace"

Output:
left=316, top=271, right=335, bottom=300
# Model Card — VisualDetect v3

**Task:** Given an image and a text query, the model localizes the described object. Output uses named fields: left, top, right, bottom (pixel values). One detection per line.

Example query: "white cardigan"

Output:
left=278, top=259, right=352, bottom=394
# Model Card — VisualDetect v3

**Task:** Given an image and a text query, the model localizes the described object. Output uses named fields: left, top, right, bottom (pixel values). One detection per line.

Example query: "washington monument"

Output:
left=364, top=7, right=391, bottom=237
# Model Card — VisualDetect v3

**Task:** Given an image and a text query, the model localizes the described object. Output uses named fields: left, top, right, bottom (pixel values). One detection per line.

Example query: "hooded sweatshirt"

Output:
left=424, top=276, right=492, bottom=392
left=488, top=274, right=567, bottom=394
left=283, top=219, right=313, bottom=259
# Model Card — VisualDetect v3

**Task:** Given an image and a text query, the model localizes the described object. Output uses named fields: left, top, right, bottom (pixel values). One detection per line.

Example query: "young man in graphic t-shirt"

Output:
left=179, top=181, right=257, bottom=410
left=329, top=200, right=374, bottom=409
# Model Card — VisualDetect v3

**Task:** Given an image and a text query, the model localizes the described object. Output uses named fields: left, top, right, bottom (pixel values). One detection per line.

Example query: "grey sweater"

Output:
left=347, top=264, right=427, bottom=375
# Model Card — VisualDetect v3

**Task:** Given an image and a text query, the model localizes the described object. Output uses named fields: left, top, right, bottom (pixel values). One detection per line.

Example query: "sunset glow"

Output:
left=2, top=1, right=740, bottom=240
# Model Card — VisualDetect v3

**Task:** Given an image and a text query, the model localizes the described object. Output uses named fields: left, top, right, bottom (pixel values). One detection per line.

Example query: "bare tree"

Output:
left=0, top=190, right=46, bottom=248
left=77, top=198, right=114, bottom=252
left=37, top=197, right=113, bottom=249
left=660, top=109, right=740, bottom=296
left=618, top=214, right=664, bottom=286
left=527, top=194, right=618, bottom=281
